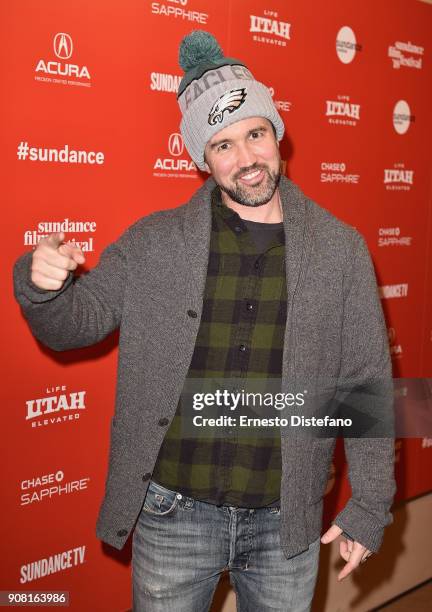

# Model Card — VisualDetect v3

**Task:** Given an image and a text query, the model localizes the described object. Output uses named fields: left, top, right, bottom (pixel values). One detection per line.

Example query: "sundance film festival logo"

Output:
left=26, top=385, right=87, bottom=428
left=20, top=469, right=90, bottom=506
left=384, top=163, right=414, bottom=191
left=250, top=10, right=291, bottom=47
left=153, top=132, right=197, bottom=178
left=151, top=0, right=208, bottom=24
left=378, top=227, right=412, bottom=247
left=20, top=546, right=86, bottom=584
left=393, top=100, right=415, bottom=134
left=35, top=33, right=91, bottom=87
left=379, top=284, right=408, bottom=299
left=150, top=72, right=182, bottom=93
left=388, top=40, right=423, bottom=70
left=326, top=96, right=360, bottom=126
left=23, top=219, right=97, bottom=251
left=320, top=161, right=360, bottom=184
left=336, top=26, right=362, bottom=64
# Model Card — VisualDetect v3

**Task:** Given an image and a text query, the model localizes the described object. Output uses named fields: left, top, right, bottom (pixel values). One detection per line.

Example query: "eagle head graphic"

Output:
left=208, top=88, right=248, bottom=126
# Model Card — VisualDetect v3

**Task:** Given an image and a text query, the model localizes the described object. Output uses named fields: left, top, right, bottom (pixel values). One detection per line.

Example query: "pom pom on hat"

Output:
left=179, top=30, right=224, bottom=72
left=177, top=29, right=285, bottom=171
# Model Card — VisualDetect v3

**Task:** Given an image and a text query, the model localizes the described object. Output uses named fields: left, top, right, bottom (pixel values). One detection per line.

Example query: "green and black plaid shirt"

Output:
left=152, top=186, right=287, bottom=506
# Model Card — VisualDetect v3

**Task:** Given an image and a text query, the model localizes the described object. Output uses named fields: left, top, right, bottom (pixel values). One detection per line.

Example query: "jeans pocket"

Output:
left=142, top=481, right=180, bottom=516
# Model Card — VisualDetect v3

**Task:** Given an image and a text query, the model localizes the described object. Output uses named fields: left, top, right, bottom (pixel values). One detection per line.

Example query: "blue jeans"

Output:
left=132, top=480, right=320, bottom=612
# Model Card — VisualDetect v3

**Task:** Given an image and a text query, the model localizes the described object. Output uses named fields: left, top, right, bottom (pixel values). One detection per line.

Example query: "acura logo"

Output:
left=54, top=33, right=73, bottom=60
left=168, top=133, right=184, bottom=157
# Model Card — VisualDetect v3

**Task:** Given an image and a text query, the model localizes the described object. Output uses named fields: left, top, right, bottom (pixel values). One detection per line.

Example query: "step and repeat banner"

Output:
left=2, top=0, right=432, bottom=610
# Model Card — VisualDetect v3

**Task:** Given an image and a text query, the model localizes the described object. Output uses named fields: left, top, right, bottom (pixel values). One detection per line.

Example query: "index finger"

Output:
left=45, top=232, right=66, bottom=248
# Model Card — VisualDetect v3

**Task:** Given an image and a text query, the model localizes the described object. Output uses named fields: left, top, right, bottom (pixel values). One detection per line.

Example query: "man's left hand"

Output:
left=321, top=524, right=373, bottom=581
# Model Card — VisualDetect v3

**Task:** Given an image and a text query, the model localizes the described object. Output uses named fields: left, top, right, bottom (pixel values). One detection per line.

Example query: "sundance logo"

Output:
left=24, top=218, right=96, bottom=251
left=150, top=72, right=182, bottom=93
left=35, top=33, right=91, bottom=87
left=388, top=40, right=423, bottom=70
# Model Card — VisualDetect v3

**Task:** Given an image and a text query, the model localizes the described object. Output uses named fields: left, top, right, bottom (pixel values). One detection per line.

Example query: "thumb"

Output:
left=321, top=524, right=343, bottom=544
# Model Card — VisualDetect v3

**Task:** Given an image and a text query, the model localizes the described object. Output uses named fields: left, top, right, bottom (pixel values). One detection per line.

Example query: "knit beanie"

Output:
left=177, top=30, right=285, bottom=171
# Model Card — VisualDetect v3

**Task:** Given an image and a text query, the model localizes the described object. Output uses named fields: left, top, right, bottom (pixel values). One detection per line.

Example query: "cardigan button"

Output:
left=187, top=309, right=197, bottom=318
left=158, top=417, right=169, bottom=426
left=117, top=529, right=128, bottom=537
left=142, top=472, right=151, bottom=482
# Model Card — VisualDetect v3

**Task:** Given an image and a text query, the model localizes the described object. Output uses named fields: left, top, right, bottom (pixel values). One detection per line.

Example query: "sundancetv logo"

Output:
left=26, top=385, right=87, bottom=429
left=34, top=33, right=91, bottom=87
left=379, top=284, right=408, bottom=299
left=20, top=546, right=86, bottom=584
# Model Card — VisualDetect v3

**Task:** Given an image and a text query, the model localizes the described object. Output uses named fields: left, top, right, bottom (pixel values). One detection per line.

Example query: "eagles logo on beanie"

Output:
left=177, top=30, right=284, bottom=171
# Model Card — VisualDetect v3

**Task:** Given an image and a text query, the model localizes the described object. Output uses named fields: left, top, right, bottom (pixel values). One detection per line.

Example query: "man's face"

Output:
left=203, top=117, right=281, bottom=208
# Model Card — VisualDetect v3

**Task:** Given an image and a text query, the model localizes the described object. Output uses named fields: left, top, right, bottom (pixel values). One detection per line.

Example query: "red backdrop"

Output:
left=2, top=1, right=431, bottom=609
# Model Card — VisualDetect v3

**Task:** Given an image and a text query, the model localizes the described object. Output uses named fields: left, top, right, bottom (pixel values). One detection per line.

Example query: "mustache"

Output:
left=234, top=164, right=268, bottom=181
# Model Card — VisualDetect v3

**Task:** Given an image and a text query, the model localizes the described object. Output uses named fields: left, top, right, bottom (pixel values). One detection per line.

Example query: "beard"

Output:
left=218, top=163, right=281, bottom=207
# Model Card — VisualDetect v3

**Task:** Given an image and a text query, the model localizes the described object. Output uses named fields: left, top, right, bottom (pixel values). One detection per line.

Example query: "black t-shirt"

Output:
left=242, top=219, right=284, bottom=252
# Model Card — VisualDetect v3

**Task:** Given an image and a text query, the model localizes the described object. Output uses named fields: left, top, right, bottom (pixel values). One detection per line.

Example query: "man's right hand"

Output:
left=30, top=232, right=86, bottom=290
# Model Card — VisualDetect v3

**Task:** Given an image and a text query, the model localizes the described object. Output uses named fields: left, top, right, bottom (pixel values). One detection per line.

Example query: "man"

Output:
left=13, top=31, right=395, bottom=612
